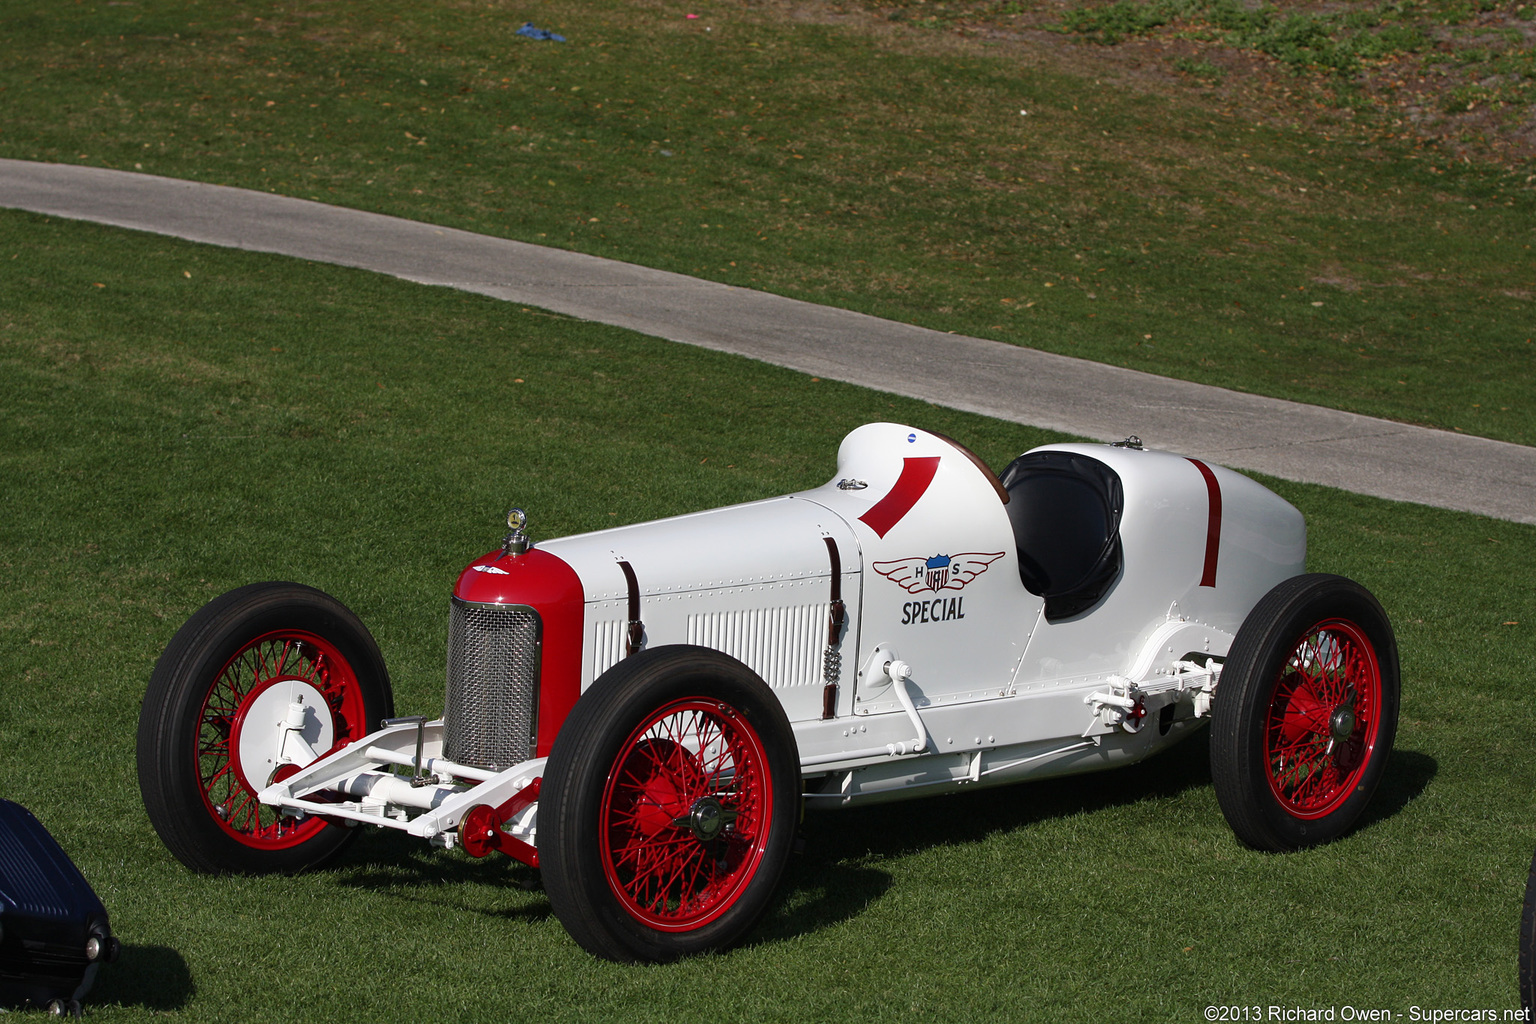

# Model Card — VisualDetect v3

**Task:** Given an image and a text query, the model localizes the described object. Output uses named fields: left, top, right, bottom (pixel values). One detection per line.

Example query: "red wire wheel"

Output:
left=1212, top=574, right=1399, bottom=852
left=1262, top=619, right=1382, bottom=818
left=599, top=702, right=773, bottom=930
left=138, top=583, right=394, bottom=874
left=197, top=629, right=367, bottom=849
left=541, top=647, right=799, bottom=963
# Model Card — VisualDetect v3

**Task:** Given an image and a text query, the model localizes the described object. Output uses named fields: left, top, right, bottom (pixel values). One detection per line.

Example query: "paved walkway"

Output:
left=3, top=158, right=1532, bottom=525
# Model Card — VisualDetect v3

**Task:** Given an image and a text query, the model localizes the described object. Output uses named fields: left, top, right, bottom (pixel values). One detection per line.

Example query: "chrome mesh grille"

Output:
left=443, top=599, right=541, bottom=771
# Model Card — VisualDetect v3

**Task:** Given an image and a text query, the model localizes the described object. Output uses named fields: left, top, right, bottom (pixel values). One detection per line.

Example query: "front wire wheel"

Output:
left=1211, top=574, right=1400, bottom=852
left=541, top=647, right=799, bottom=963
left=137, top=583, right=394, bottom=874
left=601, top=699, right=772, bottom=931
left=197, top=628, right=365, bottom=850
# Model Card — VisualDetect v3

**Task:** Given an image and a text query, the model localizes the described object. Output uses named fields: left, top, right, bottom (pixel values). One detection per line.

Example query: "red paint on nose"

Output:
left=860, top=456, right=941, bottom=538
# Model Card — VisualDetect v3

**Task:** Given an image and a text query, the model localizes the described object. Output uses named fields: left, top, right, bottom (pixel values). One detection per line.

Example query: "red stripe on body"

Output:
left=859, top=456, right=941, bottom=538
left=1186, top=458, right=1222, bottom=588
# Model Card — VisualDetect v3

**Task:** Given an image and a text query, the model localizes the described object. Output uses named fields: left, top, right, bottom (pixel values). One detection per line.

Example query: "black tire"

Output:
left=137, top=582, right=394, bottom=874
left=539, top=646, right=800, bottom=963
left=1210, top=573, right=1399, bottom=852
left=1520, top=844, right=1536, bottom=1013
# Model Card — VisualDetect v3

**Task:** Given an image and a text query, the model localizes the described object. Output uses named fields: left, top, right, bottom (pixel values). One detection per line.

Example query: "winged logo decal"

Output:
left=872, top=551, right=1006, bottom=594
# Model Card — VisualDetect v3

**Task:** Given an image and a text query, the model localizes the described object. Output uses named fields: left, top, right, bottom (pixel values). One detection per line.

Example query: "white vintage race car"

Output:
left=137, top=423, right=1400, bottom=962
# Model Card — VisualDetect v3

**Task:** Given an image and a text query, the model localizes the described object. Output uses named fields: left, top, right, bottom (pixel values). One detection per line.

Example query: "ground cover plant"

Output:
left=3, top=0, right=1534, bottom=1018
left=2, top=210, right=1534, bottom=1022
left=1, top=0, right=1532, bottom=443
left=858, top=0, right=1536, bottom=163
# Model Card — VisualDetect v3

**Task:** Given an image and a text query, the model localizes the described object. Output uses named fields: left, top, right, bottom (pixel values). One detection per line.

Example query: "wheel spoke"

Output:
left=634, top=740, right=671, bottom=776
left=677, top=849, right=712, bottom=908
left=1270, top=733, right=1326, bottom=762
left=659, top=842, right=706, bottom=898
left=250, top=645, right=270, bottom=688
left=190, top=628, right=364, bottom=850
left=632, top=839, right=704, bottom=910
left=271, top=639, right=292, bottom=679
left=600, top=696, right=774, bottom=928
left=200, top=756, right=236, bottom=784
left=197, top=736, right=230, bottom=761
left=1263, top=618, right=1383, bottom=817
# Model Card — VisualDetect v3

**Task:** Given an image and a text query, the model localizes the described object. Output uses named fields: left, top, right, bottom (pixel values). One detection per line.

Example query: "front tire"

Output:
left=1210, top=574, right=1399, bottom=851
left=137, top=582, right=394, bottom=874
left=539, top=647, right=800, bottom=963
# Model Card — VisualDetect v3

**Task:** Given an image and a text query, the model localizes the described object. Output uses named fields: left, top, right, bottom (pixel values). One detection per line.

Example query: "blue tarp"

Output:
left=516, top=22, right=566, bottom=42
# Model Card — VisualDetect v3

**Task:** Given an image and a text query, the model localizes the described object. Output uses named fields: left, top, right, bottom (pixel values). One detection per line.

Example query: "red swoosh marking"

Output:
left=1186, top=458, right=1222, bottom=588
left=859, top=457, right=941, bottom=539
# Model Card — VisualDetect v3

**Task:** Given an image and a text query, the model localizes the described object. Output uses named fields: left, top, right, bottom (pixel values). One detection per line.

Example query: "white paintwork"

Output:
left=799, top=423, right=1039, bottom=716
left=235, top=680, right=333, bottom=790
left=258, top=422, right=1309, bottom=838
left=259, top=719, right=545, bottom=847
left=1010, top=443, right=1302, bottom=689
left=541, top=494, right=861, bottom=723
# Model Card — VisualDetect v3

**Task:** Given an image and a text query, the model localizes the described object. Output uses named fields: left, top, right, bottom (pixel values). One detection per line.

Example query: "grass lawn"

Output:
left=3, top=211, right=1534, bottom=1022
left=3, top=0, right=1534, bottom=1017
left=1, top=0, right=1533, bottom=442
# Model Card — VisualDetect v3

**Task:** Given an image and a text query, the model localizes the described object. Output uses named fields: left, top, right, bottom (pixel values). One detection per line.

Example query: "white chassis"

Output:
left=258, top=423, right=1300, bottom=848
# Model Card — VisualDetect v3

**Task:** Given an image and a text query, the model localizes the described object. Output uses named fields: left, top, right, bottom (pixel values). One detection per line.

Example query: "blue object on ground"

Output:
left=517, top=22, right=566, bottom=41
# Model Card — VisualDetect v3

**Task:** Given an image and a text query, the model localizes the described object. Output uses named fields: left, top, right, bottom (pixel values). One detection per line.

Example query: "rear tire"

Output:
left=137, top=582, right=394, bottom=874
left=540, top=646, right=800, bottom=963
left=1210, top=574, right=1399, bottom=851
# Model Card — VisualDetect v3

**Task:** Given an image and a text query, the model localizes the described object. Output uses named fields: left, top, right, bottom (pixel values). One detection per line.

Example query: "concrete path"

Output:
left=3, top=158, right=1532, bottom=525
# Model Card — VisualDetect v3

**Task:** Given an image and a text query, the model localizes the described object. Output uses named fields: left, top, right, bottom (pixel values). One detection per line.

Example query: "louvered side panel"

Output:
left=591, top=618, right=626, bottom=680
left=688, top=604, right=826, bottom=689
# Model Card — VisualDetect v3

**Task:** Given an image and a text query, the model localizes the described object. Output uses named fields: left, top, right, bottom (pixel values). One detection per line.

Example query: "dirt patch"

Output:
left=766, top=0, right=1536, bottom=169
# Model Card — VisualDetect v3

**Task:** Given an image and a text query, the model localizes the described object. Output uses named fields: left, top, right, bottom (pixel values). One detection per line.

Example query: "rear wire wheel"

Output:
left=137, top=582, right=394, bottom=874
left=1521, top=843, right=1536, bottom=1014
left=1211, top=574, right=1399, bottom=851
left=540, top=647, right=799, bottom=963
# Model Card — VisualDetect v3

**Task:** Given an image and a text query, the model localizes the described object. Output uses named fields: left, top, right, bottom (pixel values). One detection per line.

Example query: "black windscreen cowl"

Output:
left=998, top=451, right=1125, bottom=621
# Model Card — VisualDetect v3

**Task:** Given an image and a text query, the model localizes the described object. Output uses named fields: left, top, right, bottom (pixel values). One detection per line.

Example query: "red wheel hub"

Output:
left=622, top=738, right=708, bottom=840
left=461, top=804, right=503, bottom=859
left=195, top=630, right=366, bottom=849
left=1264, top=618, right=1382, bottom=819
left=599, top=700, right=772, bottom=932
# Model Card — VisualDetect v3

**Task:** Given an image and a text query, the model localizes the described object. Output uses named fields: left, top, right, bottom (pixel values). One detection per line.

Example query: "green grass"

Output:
left=1, top=0, right=1533, bottom=443
left=3, top=0, right=1534, bottom=1016
left=1053, top=0, right=1437, bottom=70
left=3, top=211, right=1535, bottom=1022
